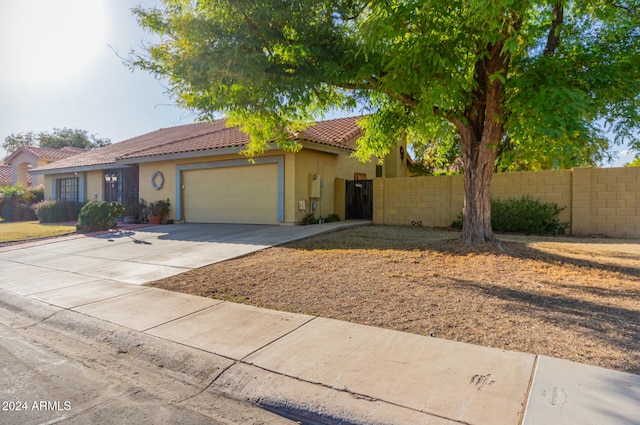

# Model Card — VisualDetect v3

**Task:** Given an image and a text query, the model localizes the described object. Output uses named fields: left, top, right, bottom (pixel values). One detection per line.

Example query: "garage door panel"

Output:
left=183, top=164, right=279, bottom=224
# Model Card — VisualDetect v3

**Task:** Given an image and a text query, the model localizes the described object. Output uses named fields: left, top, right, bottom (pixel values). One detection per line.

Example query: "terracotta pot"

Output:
left=148, top=215, right=162, bottom=225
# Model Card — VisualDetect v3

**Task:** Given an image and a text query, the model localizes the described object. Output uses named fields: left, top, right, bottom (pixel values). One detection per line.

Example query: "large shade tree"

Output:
left=132, top=0, right=639, bottom=244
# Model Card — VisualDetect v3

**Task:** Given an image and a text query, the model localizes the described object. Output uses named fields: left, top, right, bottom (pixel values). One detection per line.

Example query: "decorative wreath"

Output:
left=151, top=170, right=164, bottom=190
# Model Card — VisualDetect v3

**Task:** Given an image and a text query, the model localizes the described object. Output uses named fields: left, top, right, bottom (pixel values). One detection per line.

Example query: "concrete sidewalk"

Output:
left=0, top=223, right=638, bottom=424
left=1, top=284, right=638, bottom=425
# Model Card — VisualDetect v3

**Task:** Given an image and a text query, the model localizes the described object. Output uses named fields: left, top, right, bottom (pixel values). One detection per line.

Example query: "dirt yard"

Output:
left=148, top=225, right=640, bottom=375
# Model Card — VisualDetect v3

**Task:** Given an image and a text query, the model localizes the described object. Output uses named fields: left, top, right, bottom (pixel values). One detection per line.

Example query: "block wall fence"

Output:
left=372, top=167, right=640, bottom=238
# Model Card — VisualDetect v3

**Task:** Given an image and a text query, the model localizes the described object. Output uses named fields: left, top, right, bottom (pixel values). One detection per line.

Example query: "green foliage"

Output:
left=35, top=200, right=85, bottom=223
left=408, top=120, right=463, bottom=175
left=453, top=197, right=569, bottom=235
left=325, top=213, right=341, bottom=223
left=38, top=128, right=111, bottom=150
left=145, top=198, right=171, bottom=218
left=0, top=204, right=36, bottom=222
left=76, top=201, right=124, bottom=233
left=29, top=185, right=45, bottom=203
left=2, top=132, right=36, bottom=152
left=3, top=128, right=110, bottom=153
left=0, top=184, right=37, bottom=222
left=624, top=156, right=640, bottom=167
left=301, top=212, right=318, bottom=225
left=131, top=0, right=639, bottom=240
left=132, top=1, right=639, bottom=159
left=0, top=184, right=35, bottom=206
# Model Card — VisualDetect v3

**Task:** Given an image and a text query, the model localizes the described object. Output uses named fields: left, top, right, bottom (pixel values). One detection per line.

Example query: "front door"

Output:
left=104, top=166, right=139, bottom=205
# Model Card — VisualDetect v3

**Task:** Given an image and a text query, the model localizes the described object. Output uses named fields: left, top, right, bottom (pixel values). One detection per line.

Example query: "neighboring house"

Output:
left=0, top=165, right=13, bottom=187
left=4, top=146, right=85, bottom=187
left=30, top=116, right=412, bottom=224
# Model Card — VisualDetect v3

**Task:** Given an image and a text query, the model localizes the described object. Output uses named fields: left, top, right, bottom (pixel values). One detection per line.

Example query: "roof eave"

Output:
left=30, top=163, right=134, bottom=175
left=116, top=145, right=251, bottom=164
left=298, top=140, right=354, bottom=155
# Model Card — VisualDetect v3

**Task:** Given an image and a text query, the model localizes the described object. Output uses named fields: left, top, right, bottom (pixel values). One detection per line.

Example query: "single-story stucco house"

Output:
left=31, top=116, right=411, bottom=224
left=4, top=146, right=86, bottom=187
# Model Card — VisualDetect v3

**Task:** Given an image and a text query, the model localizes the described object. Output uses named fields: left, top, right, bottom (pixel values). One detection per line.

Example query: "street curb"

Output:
left=0, top=289, right=451, bottom=425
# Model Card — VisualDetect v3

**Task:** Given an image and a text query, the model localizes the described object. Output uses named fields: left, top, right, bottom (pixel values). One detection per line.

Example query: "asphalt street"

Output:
left=0, top=301, right=295, bottom=425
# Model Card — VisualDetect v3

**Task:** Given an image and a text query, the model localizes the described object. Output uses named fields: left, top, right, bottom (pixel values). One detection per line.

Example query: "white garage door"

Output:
left=182, top=164, right=279, bottom=224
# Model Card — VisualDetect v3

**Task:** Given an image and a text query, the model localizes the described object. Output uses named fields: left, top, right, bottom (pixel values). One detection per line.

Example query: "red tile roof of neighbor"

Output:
left=5, top=146, right=86, bottom=163
left=32, top=116, right=363, bottom=172
left=0, top=165, right=12, bottom=185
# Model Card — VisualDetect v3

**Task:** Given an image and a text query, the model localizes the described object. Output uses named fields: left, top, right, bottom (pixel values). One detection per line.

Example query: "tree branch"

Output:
left=544, top=3, right=564, bottom=56
left=339, top=77, right=419, bottom=108
left=607, top=1, right=638, bottom=17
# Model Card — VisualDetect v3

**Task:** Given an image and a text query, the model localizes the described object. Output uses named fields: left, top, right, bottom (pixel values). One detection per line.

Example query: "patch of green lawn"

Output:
left=0, top=221, right=76, bottom=243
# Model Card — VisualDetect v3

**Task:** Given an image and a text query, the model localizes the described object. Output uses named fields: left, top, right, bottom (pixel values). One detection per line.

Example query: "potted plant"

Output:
left=122, top=200, right=138, bottom=224
left=147, top=198, right=170, bottom=225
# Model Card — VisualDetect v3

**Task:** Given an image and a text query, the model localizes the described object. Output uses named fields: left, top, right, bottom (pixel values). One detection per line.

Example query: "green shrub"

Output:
left=452, top=196, right=569, bottom=235
left=0, top=203, right=37, bottom=221
left=29, top=185, right=45, bottom=203
left=0, top=184, right=35, bottom=207
left=0, top=184, right=37, bottom=222
left=301, top=212, right=318, bottom=225
left=146, top=198, right=171, bottom=217
left=76, top=201, right=124, bottom=233
left=325, top=213, right=341, bottom=222
left=35, top=200, right=85, bottom=223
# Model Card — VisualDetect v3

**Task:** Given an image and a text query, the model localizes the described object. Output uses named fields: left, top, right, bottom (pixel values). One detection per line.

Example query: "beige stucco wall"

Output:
left=382, top=136, right=413, bottom=178
left=283, top=152, right=297, bottom=223
left=85, top=170, right=103, bottom=201
left=138, top=151, right=288, bottom=222
left=292, top=149, right=377, bottom=222
left=136, top=147, right=377, bottom=224
left=374, top=167, right=640, bottom=238
left=8, top=153, right=51, bottom=187
left=43, top=175, right=54, bottom=200
left=139, top=161, right=179, bottom=219
left=33, top=160, right=51, bottom=187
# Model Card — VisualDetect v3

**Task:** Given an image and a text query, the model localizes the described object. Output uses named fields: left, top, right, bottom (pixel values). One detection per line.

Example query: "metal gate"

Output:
left=345, top=179, right=373, bottom=220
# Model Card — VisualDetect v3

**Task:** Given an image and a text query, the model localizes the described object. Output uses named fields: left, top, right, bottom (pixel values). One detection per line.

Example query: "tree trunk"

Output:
left=459, top=127, right=498, bottom=244
left=451, top=42, right=509, bottom=244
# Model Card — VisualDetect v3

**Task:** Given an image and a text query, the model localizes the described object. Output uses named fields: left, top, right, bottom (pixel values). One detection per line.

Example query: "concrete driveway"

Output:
left=0, top=222, right=367, bottom=289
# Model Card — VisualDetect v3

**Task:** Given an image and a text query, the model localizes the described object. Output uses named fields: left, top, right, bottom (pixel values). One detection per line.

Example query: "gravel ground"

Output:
left=148, top=225, right=640, bottom=374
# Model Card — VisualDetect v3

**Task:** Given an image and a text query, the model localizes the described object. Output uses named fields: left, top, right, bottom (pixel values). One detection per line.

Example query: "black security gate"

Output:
left=104, top=166, right=139, bottom=206
left=345, top=179, right=373, bottom=220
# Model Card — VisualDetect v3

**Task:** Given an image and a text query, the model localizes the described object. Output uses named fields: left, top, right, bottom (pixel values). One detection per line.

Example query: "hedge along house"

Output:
left=30, top=116, right=411, bottom=224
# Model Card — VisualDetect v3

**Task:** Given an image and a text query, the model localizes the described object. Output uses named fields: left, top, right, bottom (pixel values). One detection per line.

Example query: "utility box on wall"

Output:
left=308, top=174, right=321, bottom=198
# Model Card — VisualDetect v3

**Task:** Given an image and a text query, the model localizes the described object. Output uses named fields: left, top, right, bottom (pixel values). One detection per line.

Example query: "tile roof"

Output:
left=0, top=165, right=32, bottom=186
left=5, top=146, right=86, bottom=163
left=299, top=116, right=362, bottom=147
left=32, top=116, right=364, bottom=172
left=0, top=165, right=12, bottom=185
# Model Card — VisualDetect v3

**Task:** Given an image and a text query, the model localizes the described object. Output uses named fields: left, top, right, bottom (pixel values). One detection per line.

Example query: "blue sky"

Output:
left=0, top=0, right=635, bottom=167
left=0, top=0, right=196, bottom=160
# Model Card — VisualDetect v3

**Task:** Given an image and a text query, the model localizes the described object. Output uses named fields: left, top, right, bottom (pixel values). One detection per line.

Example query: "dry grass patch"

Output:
left=149, top=225, right=640, bottom=374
